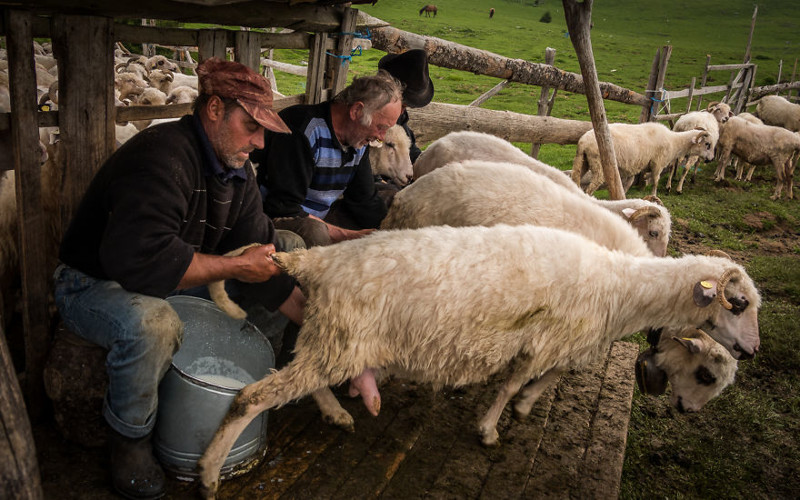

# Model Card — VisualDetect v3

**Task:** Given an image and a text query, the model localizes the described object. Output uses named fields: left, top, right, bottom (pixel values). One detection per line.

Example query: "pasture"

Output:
left=350, top=1, right=800, bottom=498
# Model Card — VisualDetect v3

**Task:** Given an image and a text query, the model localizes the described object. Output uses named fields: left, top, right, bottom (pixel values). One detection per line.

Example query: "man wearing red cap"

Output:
left=54, top=58, right=304, bottom=499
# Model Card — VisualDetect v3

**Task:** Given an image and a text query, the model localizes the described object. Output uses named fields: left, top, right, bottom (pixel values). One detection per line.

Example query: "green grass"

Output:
left=349, top=1, right=800, bottom=498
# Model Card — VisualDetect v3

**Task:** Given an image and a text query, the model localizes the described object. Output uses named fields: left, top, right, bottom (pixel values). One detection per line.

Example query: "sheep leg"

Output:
left=786, top=153, right=797, bottom=200
left=311, top=387, right=356, bottom=432
left=197, top=362, right=329, bottom=499
left=715, top=150, right=731, bottom=182
left=677, top=156, right=698, bottom=194
left=512, top=368, right=563, bottom=419
left=769, top=158, right=786, bottom=200
left=744, top=163, right=756, bottom=182
left=477, top=363, right=537, bottom=447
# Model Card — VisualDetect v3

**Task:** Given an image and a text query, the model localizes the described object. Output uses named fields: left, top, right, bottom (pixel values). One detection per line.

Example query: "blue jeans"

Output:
left=53, top=230, right=306, bottom=439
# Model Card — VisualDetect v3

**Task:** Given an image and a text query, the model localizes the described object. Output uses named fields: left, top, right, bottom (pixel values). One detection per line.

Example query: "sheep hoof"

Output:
left=512, top=404, right=533, bottom=420
left=479, top=428, right=500, bottom=447
left=322, top=410, right=355, bottom=433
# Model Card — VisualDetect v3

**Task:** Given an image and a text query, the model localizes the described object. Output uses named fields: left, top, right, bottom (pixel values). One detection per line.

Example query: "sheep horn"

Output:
left=628, top=205, right=661, bottom=221
left=707, top=101, right=719, bottom=111
left=114, top=62, right=128, bottom=74
left=642, top=194, right=664, bottom=206
left=716, top=268, right=742, bottom=310
left=706, top=249, right=733, bottom=260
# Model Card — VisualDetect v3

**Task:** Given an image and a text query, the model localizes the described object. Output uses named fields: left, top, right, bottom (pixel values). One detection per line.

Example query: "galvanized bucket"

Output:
left=154, top=295, right=275, bottom=481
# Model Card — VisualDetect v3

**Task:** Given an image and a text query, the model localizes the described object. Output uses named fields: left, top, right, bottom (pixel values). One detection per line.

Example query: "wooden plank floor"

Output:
left=35, top=342, right=638, bottom=499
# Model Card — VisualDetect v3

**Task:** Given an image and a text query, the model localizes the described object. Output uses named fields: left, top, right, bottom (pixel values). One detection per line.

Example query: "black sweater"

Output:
left=59, top=115, right=294, bottom=307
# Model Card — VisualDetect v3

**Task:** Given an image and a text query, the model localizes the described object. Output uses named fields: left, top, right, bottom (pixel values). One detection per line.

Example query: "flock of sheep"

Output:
left=199, top=131, right=762, bottom=496
left=0, top=43, right=786, bottom=497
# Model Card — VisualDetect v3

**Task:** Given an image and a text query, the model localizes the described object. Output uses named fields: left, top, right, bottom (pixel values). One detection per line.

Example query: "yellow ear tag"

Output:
left=700, top=281, right=713, bottom=289
left=681, top=337, right=693, bottom=341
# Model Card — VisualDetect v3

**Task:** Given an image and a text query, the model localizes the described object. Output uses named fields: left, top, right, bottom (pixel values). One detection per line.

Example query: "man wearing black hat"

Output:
left=377, top=49, right=435, bottom=164
left=54, top=58, right=305, bottom=499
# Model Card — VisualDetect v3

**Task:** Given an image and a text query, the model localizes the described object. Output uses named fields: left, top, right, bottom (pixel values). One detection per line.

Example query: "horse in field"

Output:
left=489, top=8, right=495, bottom=18
left=419, top=4, right=437, bottom=17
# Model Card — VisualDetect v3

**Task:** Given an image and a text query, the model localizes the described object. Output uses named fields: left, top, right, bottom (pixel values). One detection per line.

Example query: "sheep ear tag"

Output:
left=635, top=348, right=667, bottom=396
left=693, top=280, right=717, bottom=308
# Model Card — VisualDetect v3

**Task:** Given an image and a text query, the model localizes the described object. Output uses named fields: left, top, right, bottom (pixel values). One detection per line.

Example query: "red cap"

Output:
left=196, top=57, right=290, bottom=134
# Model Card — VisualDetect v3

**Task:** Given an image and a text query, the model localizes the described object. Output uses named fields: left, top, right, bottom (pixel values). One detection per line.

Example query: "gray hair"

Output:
left=333, top=70, right=404, bottom=126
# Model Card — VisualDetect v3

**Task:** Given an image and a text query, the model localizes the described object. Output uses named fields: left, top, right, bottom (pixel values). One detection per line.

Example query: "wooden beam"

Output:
left=0, top=318, right=43, bottom=499
left=16, top=1, right=347, bottom=33
left=305, top=33, right=328, bottom=105
left=370, top=25, right=649, bottom=107
left=469, top=80, right=510, bottom=107
left=197, top=29, right=228, bottom=64
left=531, top=46, right=557, bottom=158
left=52, top=14, right=116, bottom=228
left=6, top=8, right=52, bottom=420
left=234, top=30, right=261, bottom=72
left=329, top=7, right=357, bottom=96
left=563, top=0, right=624, bottom=200
left=407, top=101, right=592, bottom=146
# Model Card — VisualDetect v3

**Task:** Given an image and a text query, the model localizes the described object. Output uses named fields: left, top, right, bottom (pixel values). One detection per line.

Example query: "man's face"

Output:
left=348, top=99, right=403, bottom=148
left=207, top=100, right=265, bottom=169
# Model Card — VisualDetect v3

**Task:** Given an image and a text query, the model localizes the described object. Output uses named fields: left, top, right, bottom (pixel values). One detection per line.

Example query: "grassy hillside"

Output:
left=344, top=1, right=800, bottom=499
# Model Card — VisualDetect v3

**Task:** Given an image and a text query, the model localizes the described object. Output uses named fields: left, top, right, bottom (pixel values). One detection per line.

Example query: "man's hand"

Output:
left=328, top=225, right=374, bottom=243
left=177, top=243, right=280, bottom=290
left=236, top=244, right=280, bottom=283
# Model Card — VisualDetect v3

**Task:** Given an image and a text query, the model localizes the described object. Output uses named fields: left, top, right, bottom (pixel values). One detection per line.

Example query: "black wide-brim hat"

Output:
left=378, top=49, right=434, bottom=108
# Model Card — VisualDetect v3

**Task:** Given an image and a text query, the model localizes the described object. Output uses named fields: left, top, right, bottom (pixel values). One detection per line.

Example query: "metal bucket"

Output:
left=154, top=295, right=275, bottom=481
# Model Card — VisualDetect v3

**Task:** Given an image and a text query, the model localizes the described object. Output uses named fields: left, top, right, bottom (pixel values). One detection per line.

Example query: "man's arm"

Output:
left=177, top=244, right=280, bottom=290
left=308, top=214, right=373, bottom=243
left=278, top=285, right=305, bottom=325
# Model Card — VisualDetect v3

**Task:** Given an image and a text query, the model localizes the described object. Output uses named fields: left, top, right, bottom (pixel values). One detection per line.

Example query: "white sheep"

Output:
left=196, top=223, right=760, bottom=497
left=115, top=71, right=148, bottom=102
left=166, top=85, right=198, bottom=105
left=754, top=95, right=800, bottom=133
left=666, top=103, right=730, bottom=194
left=410, top=131, right=672, bottom=256
left=381, top=160, right=655, bottom=258
left=369, top=124, right=413, bottom=187
left=641, top=327, right=738, bottom=413
left=714, top=116, right=800, bottom=200
left=572, top=122, right=715, bottom=197
left=145, top=68, right=174, bottom=95
left=145, top=54, right=179, bottom=75
left=130, top=87, right=168, bottom=130
left=732, top=112, right=764, bottom=182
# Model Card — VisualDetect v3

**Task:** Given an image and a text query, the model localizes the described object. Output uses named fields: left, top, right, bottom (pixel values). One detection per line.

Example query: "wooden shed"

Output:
left=0, top=2, right=638, bottom=497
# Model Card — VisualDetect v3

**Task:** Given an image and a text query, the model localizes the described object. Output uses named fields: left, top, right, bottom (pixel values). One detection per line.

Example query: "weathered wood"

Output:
left=640, top=47, right=661, bottom=122
left=531, top=46, right=557, bottom=158
left=695, top=54, right=713, bottom=111
left=305, top=33, right=327, bottom=105
left=468, top=79, right=510, bottom=107
left=370, top=25, right=649, bottom=107
left=329, top=7, right=357, bottom=96
left=262, top=58, right=308, bottom=77
left=52, top=14, right=116, bottom=232
left=234, top=30, right=262, bottom=73
left=707, top=63, right=755, bottom=72
left=685, top=76, right=696, bottom=113
left=407, top=101, right=593, bottom=146
left=743, top=5, right=758, bottom=64
left=19, top=1, right=348, bottom=33
left=197, top=29, right=228, bottom=64
left=7, top=9, right=53, bottom=419
left=563, top=0, right=624, bottom=200
left=651, top=45, right=672, bottom=121
left=113, top=24, right=311, bottom=50
left=0, top=319, right=43, bottom=500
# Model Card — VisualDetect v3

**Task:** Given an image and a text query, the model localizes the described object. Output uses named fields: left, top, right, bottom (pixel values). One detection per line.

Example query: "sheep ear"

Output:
left=621, top=207, right=637, bottom=219
left=693, top=280, right=717, bottom=307
left=672, top=336, right=702, bottom=354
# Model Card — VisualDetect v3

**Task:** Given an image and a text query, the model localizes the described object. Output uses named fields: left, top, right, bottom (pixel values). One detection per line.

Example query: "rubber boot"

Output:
left=109, top=429, right=165, bottom=499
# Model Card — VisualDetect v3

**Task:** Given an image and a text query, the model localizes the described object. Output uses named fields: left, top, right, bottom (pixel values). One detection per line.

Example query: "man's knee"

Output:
left=274, top=217, right=331, bottom=247
left=274, top=229, right=306, bottom=252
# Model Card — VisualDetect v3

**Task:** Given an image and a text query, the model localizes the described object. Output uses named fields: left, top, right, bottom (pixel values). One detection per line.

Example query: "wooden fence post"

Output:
left=305, top=33, right=328, bottom=104
left=328, top=7, right=357, bottom=97
left=197, top=29, right=228, bottom=64
left=531, top=47, right=557, bottom=159
left=640, top=47, right=661, bottom=122
left=562, top=0, right=624, bottom=200
left=695, top=54, right=712, bottom=111
left=234, top=30, right=261, bottom=73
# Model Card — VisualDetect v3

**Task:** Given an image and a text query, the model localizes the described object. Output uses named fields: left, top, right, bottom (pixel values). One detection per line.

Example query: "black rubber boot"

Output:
left=109, top=429, right=165, bottom=499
